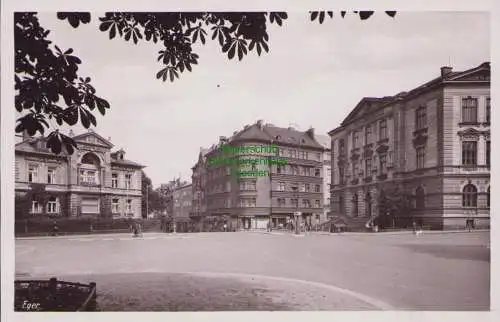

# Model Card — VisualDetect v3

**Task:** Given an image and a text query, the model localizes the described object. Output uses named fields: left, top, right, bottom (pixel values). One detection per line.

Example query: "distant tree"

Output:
left=15, top=11, right=396, bottom=154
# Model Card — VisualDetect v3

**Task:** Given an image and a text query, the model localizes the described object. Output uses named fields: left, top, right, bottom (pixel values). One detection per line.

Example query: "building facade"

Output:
left=15, top=130, right=145, bottom=219
left=172, top=182, right=193, bottom=231
left=315, top=134, right=332, bottom=225
left=192, top=120, right=325, bottom=230
left=329, top=62, right=490, bottom=230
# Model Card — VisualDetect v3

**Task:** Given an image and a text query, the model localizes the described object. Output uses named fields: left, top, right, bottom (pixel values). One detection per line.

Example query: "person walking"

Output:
left=223, top=223, right=227, bottom=232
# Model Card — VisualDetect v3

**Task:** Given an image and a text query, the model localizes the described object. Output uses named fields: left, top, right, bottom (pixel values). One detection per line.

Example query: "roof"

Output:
left=329, top=62, right=490, bottom=134
left=16, top=130, right=145, bottom=168
left=314, top=134, right=331, bottom=150
left=111, top=158, right=145, bottom=168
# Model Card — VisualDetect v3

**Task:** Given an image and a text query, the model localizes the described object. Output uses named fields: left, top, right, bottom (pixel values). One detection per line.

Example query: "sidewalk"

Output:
left=250, top=229, right=489, bottom=237
left=15, top=232, right=179, bottom=241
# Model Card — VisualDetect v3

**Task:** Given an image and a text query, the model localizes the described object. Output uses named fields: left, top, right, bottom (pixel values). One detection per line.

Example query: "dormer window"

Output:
left=301, top=139, right=306, bottom=143
left=276, top=135, right=281, bottom=140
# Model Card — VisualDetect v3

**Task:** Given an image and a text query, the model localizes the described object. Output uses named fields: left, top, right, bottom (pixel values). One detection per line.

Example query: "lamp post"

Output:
left=268, top=140, right=274, bottom=232
left=292, top=186, right=300, bottom=235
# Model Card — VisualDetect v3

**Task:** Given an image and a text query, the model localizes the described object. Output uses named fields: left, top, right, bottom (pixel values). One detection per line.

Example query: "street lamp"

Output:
left=268, top=139, right=274, bottom=232
left=292, top=186, right=300, bottom=235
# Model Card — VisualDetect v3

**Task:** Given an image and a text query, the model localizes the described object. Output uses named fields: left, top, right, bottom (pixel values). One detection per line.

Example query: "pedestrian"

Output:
left=412, top=220, right=417, bottom=235
left=51, top=221, right=59, bottom=236
left=223, top=223, right=227, bottom=232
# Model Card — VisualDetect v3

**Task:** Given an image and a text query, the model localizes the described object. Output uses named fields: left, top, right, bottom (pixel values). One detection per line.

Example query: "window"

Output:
left=486, top=141, right=491, bottom=166
left=314, top=168, right=321, bottom=177
left=339, top=139, right=345, bottom=154
left=126, top=199, right=132, bottom=213
left=28, top=165, right=38, bottom=183
left=315, top=184, right=321, bottom=193
left=240, top=198, right=256, bottom=207
left=299, top=166, right=305, bottom=176
left=316, top=153, right=321, bottom=161
left=299, top=183, right=305, bottom=192
left=326, top=197, right=330, bottom=205
left=80, top=170, right=97, bottom=185
left=31, top=201, right=42, bottom=214
left=461, top=97, right=478, bottom=123
left=339, top=167, right=345, bottom=185
left=315, top=200, right=321, bottom=208
left=111, top=173, right=118, bottom=188
left=415, top=106, right=427, bottom=130
left=112, top=198, right=119, bottom=213
left=462, top=184, right=477, bottom=207
left=240, top=180, right=256, bottom=191
left=292, top=166, right=299, bottom=175
left=352, top=131, right=359, bottom=148
left=365, top=125, right=372, bottom=144
left=125, top=173, right=132, bottom=189
left=304, top=167, right=311, bottom=176
left=47, top=168, right=56, bottom=184
left=277, top=182, right=286, bottom=191
left=277, top=198, right=286, bottom=207
left=291, top=149, right=297, bottom=158
left=291, top=199, right=299, bottom=208
left=46, top=196, right=58, bottom=213
left=462, top=141, right=477, bottom=166
left=486, top=98, right=491, bottom=123
left=379, top=119, right=387, bottom=140
left=365, top=158, right=372, bottom=175
left=277, top=165, right=282, bottom=174
left=352, top=193, right=358, bottom=217
left=416, top=147, right=426, bottom=169
left=415, top=187, right=425, bottom=209
left=305, top=183, right=310, bottom=192
left=379, top=154, right=387, bottom=173
left=352, top=161, right=359, bottom=177
left=487, top=186, right=490, bottom=208
left=302, top=199, right=311, bottom=208
left=81, top=197, right=100, bottom=214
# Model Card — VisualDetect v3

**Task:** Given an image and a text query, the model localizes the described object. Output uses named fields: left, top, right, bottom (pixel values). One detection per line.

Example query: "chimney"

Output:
left=306, top=127, right=315, bottom=138
left=256, top=119, right=264, bottom=129
left=219, top=136, right=227, bottom=143
left=440, top=66, right=452, bottom=77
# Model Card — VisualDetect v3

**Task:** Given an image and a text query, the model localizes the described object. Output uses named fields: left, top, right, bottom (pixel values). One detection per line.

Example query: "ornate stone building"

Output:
left=15, top=130, right=145, bottom=218
left=329, top=62, right=490, bottom=230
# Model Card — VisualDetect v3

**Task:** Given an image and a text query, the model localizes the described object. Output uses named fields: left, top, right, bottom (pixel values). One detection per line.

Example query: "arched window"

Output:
left=487, top=186, right=490, bottom=208
left=81, top=153, right=100, bottom=166
left=462, top=184, right=478, bottom=208
left=352, top=193, right=358, bottom=217
left=415, top=186, right=425, bottom=209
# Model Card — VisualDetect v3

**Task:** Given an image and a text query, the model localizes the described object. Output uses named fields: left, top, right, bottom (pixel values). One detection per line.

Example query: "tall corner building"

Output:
left=329, top=62, right=490, bottom=230
left=191, top=120, right=327, bottom=230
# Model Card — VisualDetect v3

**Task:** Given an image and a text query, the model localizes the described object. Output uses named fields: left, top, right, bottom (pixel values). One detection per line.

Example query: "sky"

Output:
left=32, top=11, right=489, bottom=187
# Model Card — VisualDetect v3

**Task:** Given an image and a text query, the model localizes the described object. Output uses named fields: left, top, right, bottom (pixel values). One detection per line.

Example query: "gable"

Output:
left=341, top=98, right=388, bottom=126
left=447, top=65, right=490, bottom=82
left=73, top=132, right=114, bottom=148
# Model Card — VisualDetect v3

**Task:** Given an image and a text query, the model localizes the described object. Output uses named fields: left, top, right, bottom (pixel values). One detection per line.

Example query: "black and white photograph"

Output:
left=1, top=1, right=497, bottom=321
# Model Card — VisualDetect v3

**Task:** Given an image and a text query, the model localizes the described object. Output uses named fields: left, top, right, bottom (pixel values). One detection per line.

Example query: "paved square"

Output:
left=15, top=231, right=490, bottom=311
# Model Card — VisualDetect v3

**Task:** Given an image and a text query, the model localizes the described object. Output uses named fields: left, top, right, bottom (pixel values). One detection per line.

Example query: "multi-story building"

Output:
left=15, top=130, right=145, bottom=218
left=172, top=182, right=193, bottom=231
left=192, top=120, right=325, bottom=230
left=191, top=148, right=209, bottom=230
left=313, top=134, right=332, bottom=225
left=329, top=62, right=490, bottom=230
